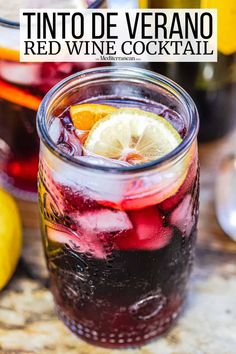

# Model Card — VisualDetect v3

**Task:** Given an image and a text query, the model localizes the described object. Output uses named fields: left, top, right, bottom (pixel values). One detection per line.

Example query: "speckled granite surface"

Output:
left=0, top=132, right=236, bottom=354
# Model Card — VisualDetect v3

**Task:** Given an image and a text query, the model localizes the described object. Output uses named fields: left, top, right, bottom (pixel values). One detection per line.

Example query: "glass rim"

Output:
left=0, top=0, right=105, bottom=28
left=37, top=66, right=199, bottom=174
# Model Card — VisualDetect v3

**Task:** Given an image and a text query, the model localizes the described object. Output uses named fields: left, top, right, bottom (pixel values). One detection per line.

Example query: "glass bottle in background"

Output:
left=139, top=0, right=236, bottom=142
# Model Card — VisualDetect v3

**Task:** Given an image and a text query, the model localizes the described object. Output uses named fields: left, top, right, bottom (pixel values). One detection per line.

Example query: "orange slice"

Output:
left=0, top=47, right=20, bottom=62
left=0, top=79, right=41, bottom=111
left=70, top=103, right=117, bottom=131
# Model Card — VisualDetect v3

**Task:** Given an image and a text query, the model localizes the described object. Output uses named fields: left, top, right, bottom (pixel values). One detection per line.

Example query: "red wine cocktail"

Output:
left=37, top=67, right=199, bottom=348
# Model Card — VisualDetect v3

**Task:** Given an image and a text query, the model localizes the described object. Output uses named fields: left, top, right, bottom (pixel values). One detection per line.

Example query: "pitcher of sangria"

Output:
left=0, top=0, right=106, bottom=201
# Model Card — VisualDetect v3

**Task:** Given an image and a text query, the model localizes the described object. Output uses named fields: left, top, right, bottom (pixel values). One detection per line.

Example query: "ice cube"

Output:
left=50, top=123, right=82, bottom=157
left=116, top=207, right=172, bottom=251
left=77, top=153, right=130, bottom=168
left=49, top=118, right=63, bottom=144
left=76, top=209, right=133, bottom=233
left=0, top=61, right=41, bottom=86
left=46, top=150, right=129, bottom=206
left=170, top=194, right=194, bottom=236
left=47, top=223, right=81, bottom=248
left=47, top=223, right=106, bottom=259
left=161, top=108, right=185, bottom=136
left=130, top=207, right=166, bottom=241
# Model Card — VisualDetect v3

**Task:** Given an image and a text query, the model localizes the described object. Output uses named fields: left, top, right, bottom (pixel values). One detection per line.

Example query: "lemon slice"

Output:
left=70, top=103, right=117, bottom=131
left=0, top=189, right=22, bottom=290
left=85, top=108, right=182, bottom=165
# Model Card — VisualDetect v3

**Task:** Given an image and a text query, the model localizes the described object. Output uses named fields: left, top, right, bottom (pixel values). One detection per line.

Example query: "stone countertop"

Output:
left=0, top=132, right=236, bottom=354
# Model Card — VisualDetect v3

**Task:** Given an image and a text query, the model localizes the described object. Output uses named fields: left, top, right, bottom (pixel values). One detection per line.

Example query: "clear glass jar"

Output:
left=37, top=66, right=199, bottom=348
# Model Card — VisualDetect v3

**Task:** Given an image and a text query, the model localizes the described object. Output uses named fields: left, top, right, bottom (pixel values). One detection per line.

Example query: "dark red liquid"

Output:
left=38, top=100, right=199, bottom=348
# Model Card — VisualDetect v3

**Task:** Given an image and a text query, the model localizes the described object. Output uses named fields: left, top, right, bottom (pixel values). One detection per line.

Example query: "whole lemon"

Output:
left=0, top=188, right=22, bottom=290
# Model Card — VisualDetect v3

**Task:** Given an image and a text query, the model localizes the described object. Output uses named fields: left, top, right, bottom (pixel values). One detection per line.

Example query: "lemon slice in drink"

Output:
left=84, top=108, right=191, bottom=210
left=85, top=108, right=182, bottom=164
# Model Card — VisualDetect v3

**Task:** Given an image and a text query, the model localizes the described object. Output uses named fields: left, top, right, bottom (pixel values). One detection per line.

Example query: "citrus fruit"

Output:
left=70, top=103, right=117, bottom=131
left=0, top=79, right=41, bottom=111
left=85, top=108, right=182, bottom=164
left=83, top=107, right=193, bottom=210
left=0, top=189, right=22, bottom=290
left=0, top=47, right=19, bottom=61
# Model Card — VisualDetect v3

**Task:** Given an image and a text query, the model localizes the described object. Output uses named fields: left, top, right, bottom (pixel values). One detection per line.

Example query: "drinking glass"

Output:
left=37, top=67, right=199, bottom=348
